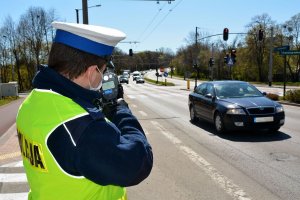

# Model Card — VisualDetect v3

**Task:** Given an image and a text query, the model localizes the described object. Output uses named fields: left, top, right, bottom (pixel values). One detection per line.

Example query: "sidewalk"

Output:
left=145, top=71, right=300, bottom=107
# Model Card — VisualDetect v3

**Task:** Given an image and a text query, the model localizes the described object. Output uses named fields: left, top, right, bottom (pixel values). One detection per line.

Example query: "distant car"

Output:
left=188, top=81, right=285, bottom=134
left=135, top=76, right=145, bottom=84
left=122, top=71, right=130, bottom=78
left=119, top=75, right=129, bottom=84
left=132, top=71, right=141, bottom=81
left=123, top=70, right=131, bottom=77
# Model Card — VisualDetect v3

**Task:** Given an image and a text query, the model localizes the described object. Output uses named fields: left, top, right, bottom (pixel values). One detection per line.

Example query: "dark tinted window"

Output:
left=215, top=82, right=263, bottom=98
left=195, top=83, right=207, bottom=95
left=206, top=84, right=214, bottom=96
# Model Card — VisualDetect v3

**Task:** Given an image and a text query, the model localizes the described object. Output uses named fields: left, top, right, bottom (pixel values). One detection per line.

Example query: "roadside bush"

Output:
left=266, top=93, right=279, bottom=101
left=285, top=89, right=300, bottom=103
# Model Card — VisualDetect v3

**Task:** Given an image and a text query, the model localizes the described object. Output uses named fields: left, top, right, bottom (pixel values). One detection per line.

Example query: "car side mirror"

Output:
left=262, top=92, right=267, bottom=96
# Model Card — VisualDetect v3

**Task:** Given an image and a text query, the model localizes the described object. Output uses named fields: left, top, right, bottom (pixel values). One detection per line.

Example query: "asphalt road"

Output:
left=0, top=97, right=24, bottom=138
left=124, top=79, right=300, bottom=200
left=0, top=81, right=299, bottom=200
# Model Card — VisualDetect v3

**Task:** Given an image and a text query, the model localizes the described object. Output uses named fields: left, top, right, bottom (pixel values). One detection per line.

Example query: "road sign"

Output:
left=227, top=58, right=233, bottom=66
left=274, top=45, right=290, bottom=52
left=280, top=50, right=300, bottom=55
left=163, top=72, right=168, bottom=77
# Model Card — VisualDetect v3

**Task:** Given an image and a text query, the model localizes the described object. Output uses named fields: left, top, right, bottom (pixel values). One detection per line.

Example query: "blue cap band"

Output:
left=54, top=29, right=114, bottom=56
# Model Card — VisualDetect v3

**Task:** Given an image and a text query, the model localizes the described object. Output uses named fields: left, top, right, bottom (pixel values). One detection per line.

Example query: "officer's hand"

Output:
left=102, top=103, right=117, bottom=120
left=117, top=98, right=128, bottom=108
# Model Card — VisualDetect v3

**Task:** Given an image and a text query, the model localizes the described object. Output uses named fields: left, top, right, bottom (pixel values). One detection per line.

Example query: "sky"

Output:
left=0, top=0, right=299, bottom=54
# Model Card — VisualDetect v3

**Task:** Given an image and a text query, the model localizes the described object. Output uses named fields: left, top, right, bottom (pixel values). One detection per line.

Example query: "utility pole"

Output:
left=82, top=0, right=88, bottom=24
left=268, top=27, right=274, bottom=87
left=75, top=9, right=79, bottom=23
left=211, top=43, right=214, bottom=80
left=76, top=4, right=101, bottom=24
left=195, top=27, right=198, bottom=46
left=194, top=27, right=200, bottom=89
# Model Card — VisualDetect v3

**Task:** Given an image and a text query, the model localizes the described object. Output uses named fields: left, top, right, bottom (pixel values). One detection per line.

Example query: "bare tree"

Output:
left=19, top=7, right=50, bottom=73
left=2, top=16, right=19, bottom=82
left=0, top=27, right=10, bottom=83
left=246, top=13, right=275, bottom=81
left=284, top=13, right=300, bottom=81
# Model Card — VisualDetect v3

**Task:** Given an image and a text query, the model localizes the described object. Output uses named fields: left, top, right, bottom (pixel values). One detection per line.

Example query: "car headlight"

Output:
left=226, top=108, right=246, bottom=115
left=276, top=106, right=284, bottom=113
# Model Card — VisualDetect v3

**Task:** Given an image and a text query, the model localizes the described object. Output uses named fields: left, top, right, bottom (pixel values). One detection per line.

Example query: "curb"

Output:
left=278, top=101, right=300, bottom=107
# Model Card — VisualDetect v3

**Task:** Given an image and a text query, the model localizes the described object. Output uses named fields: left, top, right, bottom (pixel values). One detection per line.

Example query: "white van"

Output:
left=132, top=71, right=141, bottom=81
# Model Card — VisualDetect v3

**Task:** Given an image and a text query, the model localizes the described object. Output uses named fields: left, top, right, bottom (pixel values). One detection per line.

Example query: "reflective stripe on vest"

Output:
left=16, top=89, right=127, bottom=200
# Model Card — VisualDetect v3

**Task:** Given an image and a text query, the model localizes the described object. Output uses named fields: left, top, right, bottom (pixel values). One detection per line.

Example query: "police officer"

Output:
left=16, top=21, right=153, bottom=200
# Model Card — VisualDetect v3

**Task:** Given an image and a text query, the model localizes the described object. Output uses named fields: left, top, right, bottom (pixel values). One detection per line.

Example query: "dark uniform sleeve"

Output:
left=75, top=104, right=153, bottom=187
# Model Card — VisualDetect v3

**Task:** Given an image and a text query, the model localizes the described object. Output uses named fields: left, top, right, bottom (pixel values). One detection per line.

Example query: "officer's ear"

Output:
left=86, top=65, right=98, bottom=74
left=98, top=64, right=107, bottom=74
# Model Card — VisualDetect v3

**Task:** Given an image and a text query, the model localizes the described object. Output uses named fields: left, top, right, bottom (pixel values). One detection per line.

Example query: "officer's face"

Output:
left=89, top=64, right=105, bottom=89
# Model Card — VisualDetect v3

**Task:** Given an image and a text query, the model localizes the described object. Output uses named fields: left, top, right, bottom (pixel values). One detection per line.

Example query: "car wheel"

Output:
left=214, top=112, right=226, bottom=134
left=190, top=105, right=198, bottom=123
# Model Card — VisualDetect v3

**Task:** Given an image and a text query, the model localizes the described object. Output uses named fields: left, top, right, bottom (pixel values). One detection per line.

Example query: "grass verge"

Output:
left=144, top=77, right=175, bottom=86
left=0, top=96, right=19, bottom=106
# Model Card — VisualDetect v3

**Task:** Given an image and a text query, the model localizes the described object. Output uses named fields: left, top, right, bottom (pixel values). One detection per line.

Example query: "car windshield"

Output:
left=215, top=83, right=263, bottom=99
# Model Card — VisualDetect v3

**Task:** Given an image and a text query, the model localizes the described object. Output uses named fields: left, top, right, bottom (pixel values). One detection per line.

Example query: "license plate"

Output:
left=254, top=116, right=274, bottom=123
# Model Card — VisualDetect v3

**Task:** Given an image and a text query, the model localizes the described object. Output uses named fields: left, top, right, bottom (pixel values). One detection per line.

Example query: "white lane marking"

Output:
left=0, top=173, right=27, bottom=182
left=150, top=121, right=252, bottom=200
left=148, top=93, right=161, bottom=98
left=127, top=95, right=136, bottom=99
left=137, top=94, right=147, bottom=98
left=139, top=111, right=148, bottom=117
left=144, top=131, right=150, bottom=135
left=0, top=193, right=28, bottom=200
left=160, top=131, right=182, bottom=145
left=1, top=161, right=23, bottom=167
left=131, top=104, right=137, bottom=108
left=0, top=152, right=21, bottom=161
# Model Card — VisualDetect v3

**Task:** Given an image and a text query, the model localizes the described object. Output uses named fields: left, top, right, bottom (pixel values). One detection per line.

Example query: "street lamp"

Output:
left=282, top=25, right=293, bottom=97
left=194, top=26, right=201, bottom=89
left=75, top=4, right=101, bottom=24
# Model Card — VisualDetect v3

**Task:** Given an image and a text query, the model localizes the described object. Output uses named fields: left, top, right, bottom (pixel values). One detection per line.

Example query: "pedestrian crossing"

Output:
left=0, top=83, right=189, bottom=200
left=122, top=83, right=190, bottom=100
left=0, top=161, right=29, bottom=200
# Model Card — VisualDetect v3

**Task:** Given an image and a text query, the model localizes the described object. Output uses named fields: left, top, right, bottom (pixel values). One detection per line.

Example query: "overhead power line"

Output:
left=141, top=0, right=184, bottom=43
left=137, top=3, right=167, bottom=41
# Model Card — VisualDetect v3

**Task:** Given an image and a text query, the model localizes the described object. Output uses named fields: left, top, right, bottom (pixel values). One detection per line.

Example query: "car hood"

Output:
left=219, top=96, right=276, bottom=108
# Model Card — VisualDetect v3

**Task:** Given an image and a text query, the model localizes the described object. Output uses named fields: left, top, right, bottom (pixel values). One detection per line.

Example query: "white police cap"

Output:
left=52, top=21, right=126, bottom=57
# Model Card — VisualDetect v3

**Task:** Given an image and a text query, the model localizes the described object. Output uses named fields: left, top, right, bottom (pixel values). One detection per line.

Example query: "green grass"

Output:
left=269, top=82, right=300, bottom=87
left=172, top=74, right=300, bottom=86
left=144, top=77, right=175, bottom=86
left=0, top=96, right=19, bottom=106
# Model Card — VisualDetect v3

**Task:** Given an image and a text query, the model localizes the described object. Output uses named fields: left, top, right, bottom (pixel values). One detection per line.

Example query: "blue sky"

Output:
left=0, top=0, right=299, bottom=53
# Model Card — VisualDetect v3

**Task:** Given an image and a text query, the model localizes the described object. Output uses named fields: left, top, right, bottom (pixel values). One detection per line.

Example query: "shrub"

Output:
left=266, top=93, right=279, bottom=101
left=285, top=89, right=300, bottom=103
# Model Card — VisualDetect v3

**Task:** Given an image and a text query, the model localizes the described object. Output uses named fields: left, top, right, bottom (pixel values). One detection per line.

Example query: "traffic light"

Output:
left=224, top=53, right=229, bottom=64
left=129, top=49, right=133, bottom=56
left=223, top=28, right=229, bottom=41
left=231, top=49, right=236, bottom=64
left=258, top=29, right=264, bottom=41
left=209, top=58, right=214, bottom=67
